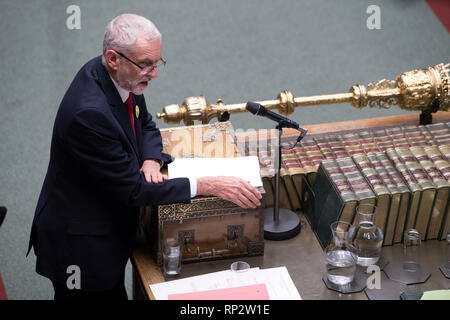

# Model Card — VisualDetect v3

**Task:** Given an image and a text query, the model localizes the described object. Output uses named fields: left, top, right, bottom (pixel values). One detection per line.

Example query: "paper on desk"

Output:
left=149, top=266, right=301, bottom=300
left=420, top=289, right=450, bottom=300
left=150, top=268, right=260, bottom=300
left=168, top=156, right=263, bottom=187
left=168, top=283, right=270, bottom=300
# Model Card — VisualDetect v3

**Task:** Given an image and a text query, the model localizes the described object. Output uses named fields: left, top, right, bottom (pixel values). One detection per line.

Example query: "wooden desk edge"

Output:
left=131, top=247, right=164, bottom=300
left=284, top=111, right=450, bottom=136
left=133, top=111, right=450, bottom=300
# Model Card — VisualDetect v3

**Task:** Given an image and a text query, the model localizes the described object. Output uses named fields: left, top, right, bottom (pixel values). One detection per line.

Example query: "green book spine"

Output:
left=313, top=159, right=358, bottom=248
left=386, top=148, right=422, bottom=235
left=368, top=153, right=402, bottom=246
left=376, top=153, right=411, bottom=244
left=335, top=157, right=377, bottom=215
left=353, top=153, right=391, bottom=238
left=410, top=146, right=450, bottom=240
left=396, top=147, right=436, bottom=240
left=424, top=145, right=450, bottom=240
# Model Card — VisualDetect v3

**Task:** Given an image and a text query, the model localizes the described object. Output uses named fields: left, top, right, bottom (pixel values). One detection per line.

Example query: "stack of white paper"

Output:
left=168, top=156, right=263, bottom=187
left=150, top=266, right=302, bottom=300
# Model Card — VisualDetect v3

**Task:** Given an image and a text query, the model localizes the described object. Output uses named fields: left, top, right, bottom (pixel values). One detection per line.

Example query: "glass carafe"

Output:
left=349, top=204, right=383, bottom=267
left=325, top=221, right=358, bottom=286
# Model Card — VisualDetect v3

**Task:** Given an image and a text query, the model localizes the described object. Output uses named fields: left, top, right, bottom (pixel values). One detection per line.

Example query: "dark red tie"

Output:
left=125, top=92, right=136, bottom=137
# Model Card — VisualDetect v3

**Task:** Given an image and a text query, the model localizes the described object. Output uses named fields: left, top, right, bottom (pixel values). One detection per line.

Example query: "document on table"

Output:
left=168, top=283, right=270, bottom=300
left=168, top=156, right=263, bottom=187
left=149, top=266, right=302, bottom=300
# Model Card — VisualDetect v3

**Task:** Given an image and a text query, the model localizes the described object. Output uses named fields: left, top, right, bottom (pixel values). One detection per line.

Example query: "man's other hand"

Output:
left=140, top=159, right=168, bottom=183
left=196, top=176, right=262, bottom=208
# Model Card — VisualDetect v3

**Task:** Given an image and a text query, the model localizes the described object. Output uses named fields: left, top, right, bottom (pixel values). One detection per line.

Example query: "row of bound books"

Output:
left=237, top=121, right=450, bottom=246
left=309, top=147, right=450, bottom=248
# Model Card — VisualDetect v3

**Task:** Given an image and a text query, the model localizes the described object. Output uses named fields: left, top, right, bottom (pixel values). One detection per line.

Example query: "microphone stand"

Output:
left=264, top=122, right=306, bottom=240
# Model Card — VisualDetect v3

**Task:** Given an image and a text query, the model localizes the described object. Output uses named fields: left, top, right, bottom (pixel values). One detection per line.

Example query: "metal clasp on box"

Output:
left=227, top=224, right=244, bottom=249
left=178, top=225, right=244, bottom=258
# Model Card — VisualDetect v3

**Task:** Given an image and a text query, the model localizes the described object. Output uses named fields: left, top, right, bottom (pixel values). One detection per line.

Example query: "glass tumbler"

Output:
left=163, top=238, right=181, bottom=276
left=402, top=229, right=422, bottom=272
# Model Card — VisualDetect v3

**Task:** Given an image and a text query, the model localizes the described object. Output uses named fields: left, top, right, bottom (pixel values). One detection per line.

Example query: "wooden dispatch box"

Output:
left=139, top=121, right=265, bottom=265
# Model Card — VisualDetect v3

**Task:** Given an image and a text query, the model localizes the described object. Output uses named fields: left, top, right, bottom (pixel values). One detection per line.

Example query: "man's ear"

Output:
left=105, top=50, right=119, bottom=71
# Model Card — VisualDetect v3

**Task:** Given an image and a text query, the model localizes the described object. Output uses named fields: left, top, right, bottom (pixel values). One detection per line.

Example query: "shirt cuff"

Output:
left=188, top=177, right=197, bottom=198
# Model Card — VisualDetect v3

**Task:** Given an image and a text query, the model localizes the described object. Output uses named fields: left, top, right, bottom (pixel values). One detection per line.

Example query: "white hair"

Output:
left=102, top=14, right=161, bottom=65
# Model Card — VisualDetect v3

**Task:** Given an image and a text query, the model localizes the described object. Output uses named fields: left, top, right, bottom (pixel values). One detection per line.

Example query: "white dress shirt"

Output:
left=109, top=75, right=197, bottom=198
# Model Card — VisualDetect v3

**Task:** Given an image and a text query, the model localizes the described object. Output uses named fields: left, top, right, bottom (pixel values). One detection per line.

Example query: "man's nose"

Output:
left=145, top=68, right=157, bottom=79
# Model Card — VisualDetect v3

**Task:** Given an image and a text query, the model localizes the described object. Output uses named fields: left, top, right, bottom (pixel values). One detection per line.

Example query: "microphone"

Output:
left=0, top=206, right=6, bottom=228
left=245, top=101, right=307, bottom=134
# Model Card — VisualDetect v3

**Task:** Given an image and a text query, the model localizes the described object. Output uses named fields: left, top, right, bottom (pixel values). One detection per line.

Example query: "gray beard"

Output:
left=116, top=76, right=146, bottom=96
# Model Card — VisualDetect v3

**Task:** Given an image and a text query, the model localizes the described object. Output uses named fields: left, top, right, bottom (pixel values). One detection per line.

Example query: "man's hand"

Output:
left=197, top=176, right=262, bottom=209
left=140, top=159, right=168, bottom=183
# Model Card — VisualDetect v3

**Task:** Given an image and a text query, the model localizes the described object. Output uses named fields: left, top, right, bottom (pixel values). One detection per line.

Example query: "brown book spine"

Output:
left=294, top=144, right=315, bottom=174
left=281, top=148, right=303, bottom=210
left=282, top=148, right=305, bottom=175
left=301, top=140, right=324, bottom=170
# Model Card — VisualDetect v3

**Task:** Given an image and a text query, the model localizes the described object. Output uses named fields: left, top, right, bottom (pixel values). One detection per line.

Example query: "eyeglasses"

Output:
left=115, top=50, right=166, bottom=74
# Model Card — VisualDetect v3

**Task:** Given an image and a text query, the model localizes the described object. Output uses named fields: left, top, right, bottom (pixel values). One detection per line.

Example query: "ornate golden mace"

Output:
left=157, top=63, right=449, bottom=125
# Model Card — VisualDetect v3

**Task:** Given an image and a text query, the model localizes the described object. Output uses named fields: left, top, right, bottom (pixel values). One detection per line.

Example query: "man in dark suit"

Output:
left=27, top=14, right=261, bottom=300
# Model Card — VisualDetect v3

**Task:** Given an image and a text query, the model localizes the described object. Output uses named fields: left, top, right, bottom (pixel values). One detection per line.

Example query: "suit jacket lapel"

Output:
left=110, top=104, right=141, bottom=161
left=96, top=61, right=141, bottom=162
